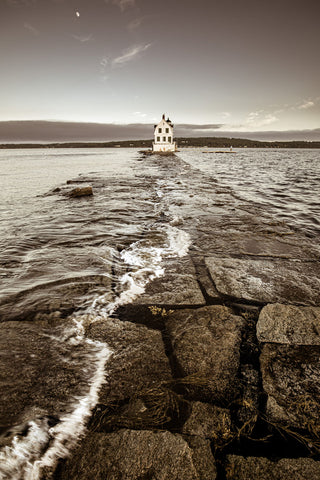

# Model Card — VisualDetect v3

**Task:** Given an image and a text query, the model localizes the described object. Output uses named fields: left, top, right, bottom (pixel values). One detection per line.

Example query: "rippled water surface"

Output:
left=0, top=146, right=319, bottom=478
left=179, top=148, right=320, bottom=237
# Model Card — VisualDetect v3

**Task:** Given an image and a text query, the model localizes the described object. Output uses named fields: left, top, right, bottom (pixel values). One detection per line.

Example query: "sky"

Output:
left=1, top=0, right=320, bottom=140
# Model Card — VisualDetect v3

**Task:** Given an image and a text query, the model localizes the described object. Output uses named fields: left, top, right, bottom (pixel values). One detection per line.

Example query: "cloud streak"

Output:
left=71, top=34, right=93, bottom=43
left=104, top=0, right=136, bottom=12
left=112, top=43, right=152, bottom=66
left=241, top=111, right=279, bottom=129
left=298, top=101, right=315, bottom=110
left=24, top=22, right=39, bottom=35
left=127, top=16, right=145, bottom=30
left=6, top=0, right=36, bottom=5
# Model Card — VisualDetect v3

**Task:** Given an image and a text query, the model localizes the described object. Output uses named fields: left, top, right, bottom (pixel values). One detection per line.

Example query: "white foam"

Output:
left=166, top=225, right=191, bottom=257
left=88, top=224, right=190, bottom=320
left=0, top=221, right=191, bottom=479
left=0, top=420, right=50, bottom=480
left=0, top=341, right=111, bottom=480
left=27, top=341, right=111, bottom=480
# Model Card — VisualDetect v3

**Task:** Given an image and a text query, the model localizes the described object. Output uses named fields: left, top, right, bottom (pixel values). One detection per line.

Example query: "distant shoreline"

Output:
left=1, top=137, right=320, bottom=149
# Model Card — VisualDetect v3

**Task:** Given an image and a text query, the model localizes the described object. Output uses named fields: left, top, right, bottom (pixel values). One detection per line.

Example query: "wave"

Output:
left=0, top=222, right=191, bottom=479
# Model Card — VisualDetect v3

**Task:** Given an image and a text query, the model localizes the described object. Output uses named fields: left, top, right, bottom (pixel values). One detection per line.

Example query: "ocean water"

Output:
left=0, top=147, right=319, bottom=478
left=180, top=148, right=320, bottom=238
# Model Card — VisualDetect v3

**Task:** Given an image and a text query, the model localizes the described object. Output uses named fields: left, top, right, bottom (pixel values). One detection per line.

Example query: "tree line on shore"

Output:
left=1, top=137, right=320, bottom=149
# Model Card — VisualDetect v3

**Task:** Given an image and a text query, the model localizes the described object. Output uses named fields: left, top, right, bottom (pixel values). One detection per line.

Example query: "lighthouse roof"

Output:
left=154, top=114, right=174, bottom=129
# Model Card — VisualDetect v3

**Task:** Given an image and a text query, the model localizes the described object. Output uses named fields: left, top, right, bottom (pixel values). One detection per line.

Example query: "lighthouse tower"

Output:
left=152, top=114, right=176, bottom=152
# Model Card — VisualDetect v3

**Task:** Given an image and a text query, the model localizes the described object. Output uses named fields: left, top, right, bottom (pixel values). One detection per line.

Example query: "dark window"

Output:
left=165, top=128, right=169, bottom=133
left=158, top=128, right=162, bottom=133
left=163, top=136, right=166, bottom=142
left=168, top=136, right=172, bottom=142
left=157, top=136, right=160, bottom=141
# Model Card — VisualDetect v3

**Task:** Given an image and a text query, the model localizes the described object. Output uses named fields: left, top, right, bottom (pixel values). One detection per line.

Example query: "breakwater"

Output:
left=0, top=148, right=320, bottom=479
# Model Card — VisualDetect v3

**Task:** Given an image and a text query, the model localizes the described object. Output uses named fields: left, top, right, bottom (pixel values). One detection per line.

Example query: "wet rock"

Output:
left=260, top=343, right=320, bottom=428
left=195, top=214, right=320, bottom=259
left=205, top=257, right=320, bottom=305
left=0, top=321, right=98, bottom=430
left=182, top=401, right=232, bottom=440
left=165, top=306, right=244, bottom=402
left=257, top=303, right=320, bottom=345
left=67, top=186, right=93, bottom=197
left=132, top=256, right=206, bottom=306
left=0, top=275, right=113, bottom=322
left=58, top=429, right=217, bottom=480
left=133, top=273, right=205, bottom=306
left=226, top=455, right=320, bottom=480
left=87, top=317, right=172, bottom=405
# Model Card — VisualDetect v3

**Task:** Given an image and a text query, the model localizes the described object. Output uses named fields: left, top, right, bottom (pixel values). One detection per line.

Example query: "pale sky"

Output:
left=1, top=0, right=320, bottom=138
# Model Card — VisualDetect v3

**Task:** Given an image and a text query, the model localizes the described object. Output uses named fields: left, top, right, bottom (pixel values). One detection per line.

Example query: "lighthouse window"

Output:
left=168, top=136, right=172, bottom=142
left=163, top=136, right=166, bottom=142
left=157, top=136, right=160, bottom=141
left=165, top=128, right=169, bottom=133
left=158, top=128, right=162, bottom=133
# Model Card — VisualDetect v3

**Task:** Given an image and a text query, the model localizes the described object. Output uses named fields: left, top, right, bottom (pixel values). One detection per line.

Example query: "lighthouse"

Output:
left=152, top=114, right=177, bottom=152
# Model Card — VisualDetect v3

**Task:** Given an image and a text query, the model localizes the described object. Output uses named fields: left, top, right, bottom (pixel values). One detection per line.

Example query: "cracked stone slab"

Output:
left=165, top=305, right=244, bottom=402
left=195, top=218, right=320, bottom=259
left=205, top=256, right=320, bottom=305
left=58, top=429, right=217, bottom=480
left=119, top=256, right=205, bottom=307
left=257, top=303, right=320, bottom=345
left=182, top=401, right=231, bottom=439
left=226, top=455, right=320, bottom=480
left=87, top=317, right=172, bottom=405
left=260, top=343, right=320, bottom=428
left=133, top=273, right=205, bottom=305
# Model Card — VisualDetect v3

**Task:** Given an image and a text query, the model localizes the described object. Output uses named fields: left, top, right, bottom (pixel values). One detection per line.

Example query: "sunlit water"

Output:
left=0, top=147, right=319, bottom=478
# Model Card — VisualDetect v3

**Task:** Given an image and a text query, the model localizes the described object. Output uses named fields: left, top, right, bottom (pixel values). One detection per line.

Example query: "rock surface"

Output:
left=57, top=429, right=217, bottom=480
left=182, top=401, right=231, bottom=439
left=205, top=257, right=320, bottom=305
left=257, top=303, right=320, bottom=344
left=87, top=317, right=172, bottom=405
left=132, top=256, right=205, bottom=306
left=226, top=455, right=320, bottom=480
left=260, top=343, right=320, bottom=427
left=0, top=275, right=113, bottom=322
left=166, top=305, right=244, bottom=402
left=133, top=273, right=205, bottom=305
left=0, top=321, right=97, bottom=430
left=68, top=186, right=93, bottom=197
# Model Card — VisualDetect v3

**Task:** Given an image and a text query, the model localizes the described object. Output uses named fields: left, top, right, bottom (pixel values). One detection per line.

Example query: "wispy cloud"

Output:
left=127, top=16, right=144, bottom=30
left=71, top=34, right=93, bottom=43
left=6, top=0, right=36, bottom=6
left=133, top=111, right=148, bottom=118
left=99, top=57, right=110, bottom=81
left=104, top=0, right=136, bottom=12
left=243, top=111, right=279, bottom=128
left=298, top=100, right=315, bottom=110
left=24, top=22, right=39, bottom=35
left=112, top=43, right=152, bottom=66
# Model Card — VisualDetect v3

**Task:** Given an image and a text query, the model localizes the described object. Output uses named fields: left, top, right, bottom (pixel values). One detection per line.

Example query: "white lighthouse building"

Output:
left=152, top=114, right=177, bottom=152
